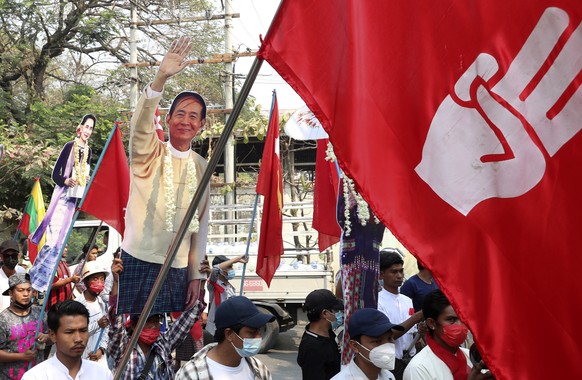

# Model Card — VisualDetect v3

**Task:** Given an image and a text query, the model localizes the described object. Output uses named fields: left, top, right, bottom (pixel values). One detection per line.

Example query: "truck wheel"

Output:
left=257, top=306, right=279, bottom=353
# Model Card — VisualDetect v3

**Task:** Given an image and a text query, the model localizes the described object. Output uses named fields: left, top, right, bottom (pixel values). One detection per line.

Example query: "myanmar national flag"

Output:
left=19, top=178, right=45, bottom=262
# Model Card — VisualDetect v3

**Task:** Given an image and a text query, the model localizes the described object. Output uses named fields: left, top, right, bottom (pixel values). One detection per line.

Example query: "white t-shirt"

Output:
left=377, top=289, right=417, bottom=359
left=403, top=345, right=472, bottom=380
left=331, top=358, right=395, bottom=380
left=21, top=355, right=113, bottom=380
left=206, top=356, right=254, bottom=380
left=0, top=266, right=26, bottom=312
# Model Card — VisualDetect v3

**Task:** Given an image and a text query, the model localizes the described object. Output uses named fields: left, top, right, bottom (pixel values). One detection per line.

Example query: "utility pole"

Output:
left=129, top=3, right=138, bottom=109
left=224, top=0, right=235, bottom=242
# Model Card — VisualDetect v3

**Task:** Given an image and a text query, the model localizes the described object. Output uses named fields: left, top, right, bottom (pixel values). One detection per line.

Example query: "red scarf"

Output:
left=426, top=334, right=469, bottom=380
left=209, top=280, right=225, bottom=306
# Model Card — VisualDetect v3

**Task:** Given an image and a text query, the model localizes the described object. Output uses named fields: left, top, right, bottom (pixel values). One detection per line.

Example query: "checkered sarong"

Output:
left=117, top=250, right=188, bottom=314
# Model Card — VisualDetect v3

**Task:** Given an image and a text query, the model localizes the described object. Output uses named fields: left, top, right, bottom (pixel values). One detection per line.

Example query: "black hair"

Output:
left=305, top=307, right=324, bottom=323
left=213, top=324, right=243, bottom=344
left=417, top=261, right=425, bottom=271
left=422, top=289, right=451, bottom=322
left=168, top=91, right=207, bottom=120
left=82, top=242, right=99, bottom=255
left=380, top=250, right=404, bottom=271
left=80, top=114, right=97, bottom=127
left=48, top=300, right=90, bottom=332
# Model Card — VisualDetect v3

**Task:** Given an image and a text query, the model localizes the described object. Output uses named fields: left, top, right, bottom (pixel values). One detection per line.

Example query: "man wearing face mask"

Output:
left=75, top=261, right=109, bottom=367
left=0, top=240, right=26, bottom=313
left=205, top=254, right=247, bottom=336
left=176, top=296, right=274, bottom=380
left=0, top=273, right=50, bottom=379
left=297, top=289, right=344, bottom=379
left=332, top=308, right=404, bottom=380
left=108, top=257, right=206, bottom=379
left=403, top=290, right=493, bottom=380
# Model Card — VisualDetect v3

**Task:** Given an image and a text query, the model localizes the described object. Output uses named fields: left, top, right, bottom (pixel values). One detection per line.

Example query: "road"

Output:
left=257, top=318, right=307, bottom=379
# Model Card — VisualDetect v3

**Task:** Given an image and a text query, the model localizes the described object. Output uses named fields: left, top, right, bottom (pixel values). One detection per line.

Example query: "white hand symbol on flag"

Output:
left=416, top=7, right=582, bottom=215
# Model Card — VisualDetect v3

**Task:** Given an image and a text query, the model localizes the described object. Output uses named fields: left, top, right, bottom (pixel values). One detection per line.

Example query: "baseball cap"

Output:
left=348, top=308, right=404, bottom=338
left=0, top=240, right=19, bottom=255
left=303, top=289, right=344, bottom=313
left=214, top=296, right=275, bottom=329
left=2, top=273, right=30, bottom=296
left=212, top=255, right=229, bottom=266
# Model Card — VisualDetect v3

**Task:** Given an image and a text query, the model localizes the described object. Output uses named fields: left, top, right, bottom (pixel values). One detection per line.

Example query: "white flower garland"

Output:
left=73, top=138, right=88, bottom=187
left=163, top=145, right=200, bottom=233
left=325, top=141, right=379, bottom=236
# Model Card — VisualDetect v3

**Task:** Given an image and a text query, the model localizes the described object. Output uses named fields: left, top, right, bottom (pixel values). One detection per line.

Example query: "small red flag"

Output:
left=255, top=92, right=283, bottom=286
left=313, top=139, right=340, bottom=252
left=154, top=106, right=165, bottom=141
left=80, top=125, right=130, bottom=236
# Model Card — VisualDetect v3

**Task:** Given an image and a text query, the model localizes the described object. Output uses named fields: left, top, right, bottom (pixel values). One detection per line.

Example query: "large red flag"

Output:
left=80, top=125, right=129, bottom=236
left=313, top=139, right=340, bottom=252
left=255, top=92, right=283, bottom=286
left=259, top=2, right=582, bottom=379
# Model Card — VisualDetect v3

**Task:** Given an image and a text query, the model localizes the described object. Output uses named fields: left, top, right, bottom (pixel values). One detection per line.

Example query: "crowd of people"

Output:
left=1, top=37, right=496, bottom=379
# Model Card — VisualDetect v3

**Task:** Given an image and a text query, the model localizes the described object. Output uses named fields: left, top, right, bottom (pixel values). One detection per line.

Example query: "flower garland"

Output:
left=73, top=138, right=88, bottom=187
left=163, top=145, right=200, bottom=233
left=325, top=141, right=380, bottom=236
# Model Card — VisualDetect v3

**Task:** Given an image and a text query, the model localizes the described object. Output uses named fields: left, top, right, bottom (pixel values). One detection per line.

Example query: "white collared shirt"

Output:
left=331, top=358, right=395, bottom=380
left=21, top=355, right=113, bottom=380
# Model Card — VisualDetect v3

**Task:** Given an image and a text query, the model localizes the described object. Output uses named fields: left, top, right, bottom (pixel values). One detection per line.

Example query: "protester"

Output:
left=297, top=289, right=344, bottom=380
left=21, top=300, right=112, bottom=380
left=118, top=36, right=210, bottom=315
left=378, top=251, right=424, bottom=379
left=30, top=115, right=95, bottom=291
left=205, top=254, right=247, bottom=335
left=71, top=243, right=100, bottom=295
left=0, top=273, right=49, bottom=379
left=0, top=240, right=27, bottom=312
left=332, top=307, right=404, bottom=380
left=400, top=262, right=439, bottom=313
left=175, top=295, right=274, bottom=380
left=75, top=261, right=109, bottom=367
left=108, top=256, right=206, bottom=379
left=403, top=290, right=493, bottom=380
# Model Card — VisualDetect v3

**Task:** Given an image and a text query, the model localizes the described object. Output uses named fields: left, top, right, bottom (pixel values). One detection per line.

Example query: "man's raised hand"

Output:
left=152, top=36, right=193, bottom=91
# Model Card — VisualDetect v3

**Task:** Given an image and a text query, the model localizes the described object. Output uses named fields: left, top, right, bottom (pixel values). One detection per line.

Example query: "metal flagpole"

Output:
left=114, top=56, right=265, bottom=380
left=239, top=193, right=259, bottom=296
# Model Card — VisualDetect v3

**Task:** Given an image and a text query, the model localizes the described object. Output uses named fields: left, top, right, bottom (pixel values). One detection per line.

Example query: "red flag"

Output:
left=313, top=139, right=340, bottom=252
left=255, top=92, right=283, bottom=286
left=80, top=125, right=129, bottom=236
left=259, top=2, right=582, bottom=379
left=154, top=106, right=165, bottom=141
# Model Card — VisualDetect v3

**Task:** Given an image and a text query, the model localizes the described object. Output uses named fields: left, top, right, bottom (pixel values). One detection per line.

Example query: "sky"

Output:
left=228, top=0, right=305, bottom=111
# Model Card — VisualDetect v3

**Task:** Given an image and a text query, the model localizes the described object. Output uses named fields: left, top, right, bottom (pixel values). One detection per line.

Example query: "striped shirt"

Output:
left=47, top=260, right=72, bottom=308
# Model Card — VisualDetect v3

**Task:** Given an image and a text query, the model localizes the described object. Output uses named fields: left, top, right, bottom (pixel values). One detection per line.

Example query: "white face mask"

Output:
left=357, top=341, right=396, bottom=370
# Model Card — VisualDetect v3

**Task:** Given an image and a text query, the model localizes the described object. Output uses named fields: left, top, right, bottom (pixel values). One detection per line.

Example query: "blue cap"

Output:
left=348, top=308, right=404, bottom=338
left=215, top=296, right=275, bottom=329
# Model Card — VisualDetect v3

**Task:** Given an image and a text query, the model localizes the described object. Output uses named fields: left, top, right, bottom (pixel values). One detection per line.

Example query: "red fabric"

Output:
left=79, top=125, right=130, bottom=236
left=258, top=2, right=582, bottom=379
left=313, top=139, right=340, bottom=252
left=154, top=106, right=165, bottom=141
left=209, top=280, right=225, bottom=306
left=171, top=312, right=203, bottom=340
left=47, top=260, right=72, bottom=309
left=255, top=93, right=283, bottom=286
left=426, top=335, right=469, bottom=380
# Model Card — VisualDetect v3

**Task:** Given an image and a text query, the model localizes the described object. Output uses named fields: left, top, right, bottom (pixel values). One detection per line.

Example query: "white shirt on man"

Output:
left=21, top=355, right=113, bottom=380
left=331, top=358, right=395, bottom=380
left=403, top=345, right=472, bottom=380
left=206, top=356, right=254, bottom=380
left=377, top=288, right=417, bottom=359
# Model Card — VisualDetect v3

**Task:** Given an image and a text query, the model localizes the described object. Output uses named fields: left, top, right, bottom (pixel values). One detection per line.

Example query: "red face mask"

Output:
left=440, top=323, right=469, bottom=347
left=88, top=281, right=105, bottom=295
left=138, top=328, right=160, bottom=346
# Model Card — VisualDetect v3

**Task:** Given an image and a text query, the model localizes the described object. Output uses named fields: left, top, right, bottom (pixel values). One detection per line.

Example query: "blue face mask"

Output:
left=226, top=269, right=236, bottom=280
left=332, top=311, right=344, bottom=330
left=232, top=332, right=262, bottom=357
